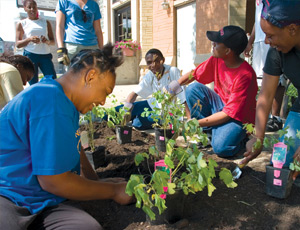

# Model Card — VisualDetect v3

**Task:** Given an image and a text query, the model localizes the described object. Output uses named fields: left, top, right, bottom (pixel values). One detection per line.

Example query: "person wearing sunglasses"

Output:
left=0, top=44, right=134, bottom=230
left=55, top=0, right=104, bottom=66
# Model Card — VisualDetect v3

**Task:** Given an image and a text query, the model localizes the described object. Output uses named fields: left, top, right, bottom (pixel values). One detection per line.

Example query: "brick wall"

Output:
left=140, top=0, right=153, bottom=58
left=152, top=0, right=175, bottom=57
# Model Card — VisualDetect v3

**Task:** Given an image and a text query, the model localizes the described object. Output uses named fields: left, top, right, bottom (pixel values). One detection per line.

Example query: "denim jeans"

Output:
left=23, top=50, right=56, bottom=85
left=115, top=100, right=155, bottom=130
left=278, top=111, right=300, bottom=167
left=185, top=82, right=247, bottom=157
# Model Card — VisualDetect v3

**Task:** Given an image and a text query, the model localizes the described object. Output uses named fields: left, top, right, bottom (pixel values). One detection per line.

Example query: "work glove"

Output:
left=163, top=80, right=183, bottom=96
left=57, top=48, right=70, bottom=66
left=123, top=102, right=133, bottom=125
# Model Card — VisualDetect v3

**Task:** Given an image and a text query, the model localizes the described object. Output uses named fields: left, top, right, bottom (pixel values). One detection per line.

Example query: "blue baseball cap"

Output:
left=261, top=0, right=300, bottom=28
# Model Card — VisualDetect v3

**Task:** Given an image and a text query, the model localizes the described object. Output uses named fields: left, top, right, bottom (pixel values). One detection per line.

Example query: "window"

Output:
left=114, top=4, right=131, bottom=42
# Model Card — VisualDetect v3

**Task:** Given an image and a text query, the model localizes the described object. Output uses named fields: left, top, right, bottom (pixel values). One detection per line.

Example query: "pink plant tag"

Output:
left=274, top=169, right=281, bottom=178
left=159, top=136, right=165, bottom=141
left=123, top=130, right=128, bottom=135
left=273, top=179, right=282, bottom=186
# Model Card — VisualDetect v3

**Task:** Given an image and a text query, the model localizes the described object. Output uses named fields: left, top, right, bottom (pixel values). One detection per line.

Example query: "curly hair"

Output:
left=69, top=43, right=124, bottom=75
left=0, top=55, right=34, bottom=73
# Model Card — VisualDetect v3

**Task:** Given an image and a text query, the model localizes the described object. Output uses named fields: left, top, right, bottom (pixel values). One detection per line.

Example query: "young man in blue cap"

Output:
left=165, top=25, right=258, bottom=157
left=241, top=0, right=300, bottom=175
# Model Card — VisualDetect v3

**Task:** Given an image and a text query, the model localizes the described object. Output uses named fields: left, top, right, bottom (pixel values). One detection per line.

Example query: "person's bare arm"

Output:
left=126, top=92, right=138, bottom=103
left=240, top=73, right=279, bottom=165
left=93, top=19, right=103, bottom=49
left=56, top=10, right=66, bottom=48
left=15, top=22, right=40, bottom=48
left=44, top=20, right=55, bottom=46
left=178, top=70, right=195, bottom=86
left=244, top=24, right=255, bottom=57
left=198, top=111, right=231, bottom=127
left=37, top=172, right=132, bottom=205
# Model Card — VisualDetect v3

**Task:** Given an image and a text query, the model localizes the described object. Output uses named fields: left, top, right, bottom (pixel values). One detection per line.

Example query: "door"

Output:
left=176, top=2, right=196, bottom=74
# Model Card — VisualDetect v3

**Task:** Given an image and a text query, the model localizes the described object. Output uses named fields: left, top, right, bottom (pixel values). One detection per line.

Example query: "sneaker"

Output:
left=266, top=116, right=283, bottom=132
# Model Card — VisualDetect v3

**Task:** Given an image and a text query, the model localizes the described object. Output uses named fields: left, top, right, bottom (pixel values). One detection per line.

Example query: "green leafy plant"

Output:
left=142, top=90, right=185, bottom=133
left=105, top=95, right=132, bottom=128
left=126, top=117, right=237, bottom=220
left=289, top=130, right=300, bottom=172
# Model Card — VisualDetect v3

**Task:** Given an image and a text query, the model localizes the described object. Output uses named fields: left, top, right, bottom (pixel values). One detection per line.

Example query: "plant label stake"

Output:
left=271, top=142, right=287, bottom=186
left=155, top=160, right=172, bottom=199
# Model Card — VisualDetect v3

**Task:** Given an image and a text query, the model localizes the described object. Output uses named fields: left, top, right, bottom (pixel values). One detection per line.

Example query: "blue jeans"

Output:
left=23, top=50, right=57, bottom=85
left=279, top=111, right=300, bottom=167
left=186, top=82, right=247, bottom=157
left=115, top=100, right=155, bottom=130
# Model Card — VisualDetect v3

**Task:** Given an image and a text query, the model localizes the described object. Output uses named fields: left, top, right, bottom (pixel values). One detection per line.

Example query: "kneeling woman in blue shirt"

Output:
left=0, top=43, right=134, bottom=230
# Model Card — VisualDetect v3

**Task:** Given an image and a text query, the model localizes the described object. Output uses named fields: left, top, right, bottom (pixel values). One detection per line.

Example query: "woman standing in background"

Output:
left=16, top=0, right=56, bottom=85
left=55, top=0, right=104, bottom=66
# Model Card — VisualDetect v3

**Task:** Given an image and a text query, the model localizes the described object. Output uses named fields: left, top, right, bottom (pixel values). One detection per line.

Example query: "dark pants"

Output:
left=0, top=196, right=102, bottom=230
left=23, top=50, right=57, bottom=85
left=116, top=100, right=155, bottom=130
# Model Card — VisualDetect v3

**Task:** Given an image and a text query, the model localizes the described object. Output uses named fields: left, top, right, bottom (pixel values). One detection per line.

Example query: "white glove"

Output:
left=163, top=80, right=183, bottom=96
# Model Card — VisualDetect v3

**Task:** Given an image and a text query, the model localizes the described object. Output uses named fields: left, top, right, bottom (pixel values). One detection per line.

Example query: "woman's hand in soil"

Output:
left=113, top=182, right=135, bottom=205
left=292, top=147, right=300, bottom=180
left=240, top=137, right=263, bottom=166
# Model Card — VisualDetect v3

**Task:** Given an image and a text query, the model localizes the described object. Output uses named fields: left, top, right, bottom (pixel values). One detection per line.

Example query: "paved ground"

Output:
left=104, top=84, right=140, bottom=108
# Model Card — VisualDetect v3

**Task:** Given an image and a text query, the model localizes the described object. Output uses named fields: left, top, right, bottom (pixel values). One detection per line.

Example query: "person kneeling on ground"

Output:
left=117, top=48, right=187, bottom=130
left=0, top=55, right=34, bottom=109
left=241, top=0, right=300, bottom=170
left=0, top=44, right=134, bottom=230
left=165, top=25, right=258, bottom=157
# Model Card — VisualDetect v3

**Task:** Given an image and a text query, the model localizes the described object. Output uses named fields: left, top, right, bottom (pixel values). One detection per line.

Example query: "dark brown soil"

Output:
left=79, top=122, right=300, bottom=230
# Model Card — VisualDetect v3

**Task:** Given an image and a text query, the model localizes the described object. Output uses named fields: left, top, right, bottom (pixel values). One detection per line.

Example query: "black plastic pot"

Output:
left=154, top=128, right=173, bottom=152
left=265, top=164, right=293, bottom=199
left=85, top=146, right=106, bottom=169
left=146, top=190, right=186, bottom=225
left=116, top=125, right=132, bottom=144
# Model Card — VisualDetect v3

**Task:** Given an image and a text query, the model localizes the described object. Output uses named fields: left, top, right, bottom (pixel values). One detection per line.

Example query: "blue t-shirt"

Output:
left=56, top=0, right=102, bottom=46
left=0, top=78, right=80, bottom=214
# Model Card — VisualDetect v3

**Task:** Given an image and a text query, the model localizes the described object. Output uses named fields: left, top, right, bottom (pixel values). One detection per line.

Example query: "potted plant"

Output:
left=244, top=124, right=298, bottom=199
left=125, top=118, right=237, bottom=223
left=142, top=90, right=185, bottom=152
left=104, top=96, right=133, bottom=144
left=80, top=109, right=106, bottom=169
left=114, top=39, right=141, bottom=57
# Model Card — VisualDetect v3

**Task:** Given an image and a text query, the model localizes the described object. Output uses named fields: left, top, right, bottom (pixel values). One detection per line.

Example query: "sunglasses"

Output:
left=82, top=9, right=87, bottom=23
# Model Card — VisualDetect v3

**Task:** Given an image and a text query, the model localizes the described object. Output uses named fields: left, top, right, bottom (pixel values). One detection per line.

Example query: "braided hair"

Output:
left=69, top=43, right=124, bottom=75
left=0, top=55, right=34, bottom=73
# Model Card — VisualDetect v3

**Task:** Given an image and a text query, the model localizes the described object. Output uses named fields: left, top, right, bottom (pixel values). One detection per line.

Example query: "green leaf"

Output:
left=142, top=206, right=156, bottom=220
left=154, top=194, right=167, bottom=215
left=134, top=152, right=148, bottom=166
left=149, top=146, right=158, bottom=156
left=187, top=154, right=196, bottom=164
left=167, top=183, right=176, bottom=194
left=219, top=168, right=237, bottom=188
left=207, top=183, right=216, bottom=197
left=164, top=156, right=174, bottom=169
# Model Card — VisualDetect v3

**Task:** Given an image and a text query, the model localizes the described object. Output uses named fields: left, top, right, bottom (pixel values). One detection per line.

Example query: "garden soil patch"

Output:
left=79, top=122, right=300, bottom=230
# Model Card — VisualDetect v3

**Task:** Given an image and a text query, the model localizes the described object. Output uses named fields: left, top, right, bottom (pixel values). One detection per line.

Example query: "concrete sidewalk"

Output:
left=104, top=84, right=141, bottom=108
